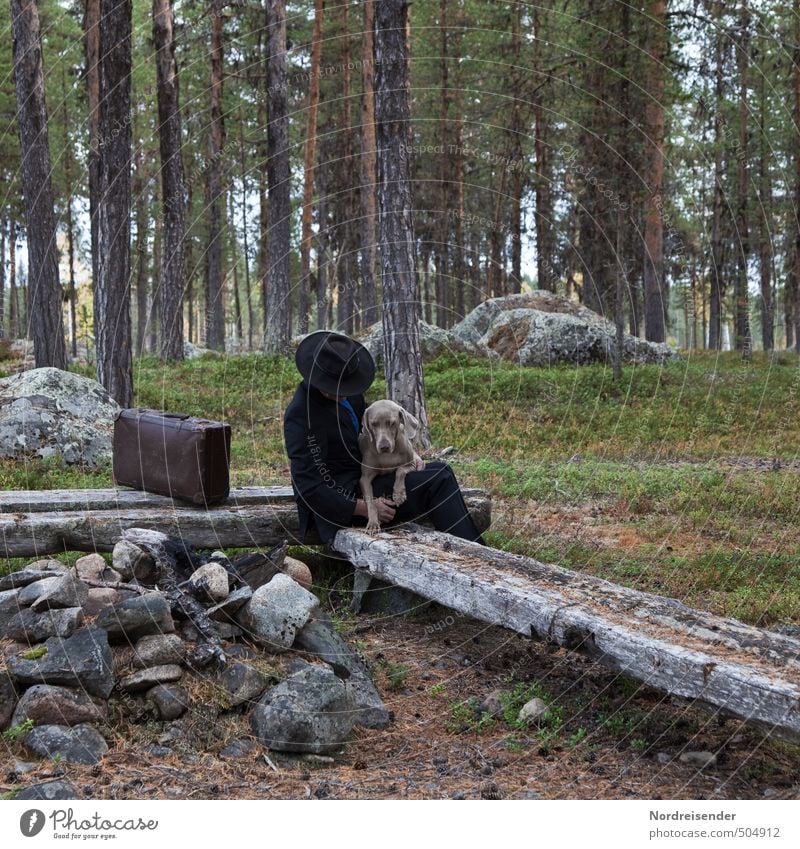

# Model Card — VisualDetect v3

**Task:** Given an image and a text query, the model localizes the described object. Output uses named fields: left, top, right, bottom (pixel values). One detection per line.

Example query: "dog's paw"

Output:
left=365, top=521, right=381, bottom=535
left=392, top=489, right=407, bottom=506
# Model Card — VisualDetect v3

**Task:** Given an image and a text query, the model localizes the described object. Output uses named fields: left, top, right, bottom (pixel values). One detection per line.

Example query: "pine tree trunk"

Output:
left=61, top=68, right=78, bottom=358
left=84, top=0, right=101, bottom=295
left=315, top=169, right=329, bottom=329
left=257, top=94, right=269, bottom=338
left=509, top=0, right=523, bottom=295
left=374, top=0, right=429, bottom=446
left=238, top=120, right=254, bottom=351
left=793, top=0, right=800, bottom=352
left=360, top=0, right=378, bottom=327
left=298, top=0, right=323, bottom=336
left=10, top=0, right=67, bottom=369
left=133, top=148, right=149, bottom=357
left=150, top=219, right=161, bottom=353
left=9, top=223, right=17, bottom=339
left=154, top=0, right=186, bottom=361
left=94, top=0, right=133, bottom=402
left=709, top=1, right=726, bottom=350
left=435, top=0, right=450, bottom=328
left=532, top=5, right=554, bottom=293
left=758, top=63, right=773, bottom=352
left=205, top=0, right=226, bottom=352
left=263, top=0, right=291, bottom=352
left=642, top=0, right=666, bottom=342
left=0, top=220, right=5, bottom=339
left=735, top=0, right=751, bottom=354
left=336, top=0, right=356, bottom=335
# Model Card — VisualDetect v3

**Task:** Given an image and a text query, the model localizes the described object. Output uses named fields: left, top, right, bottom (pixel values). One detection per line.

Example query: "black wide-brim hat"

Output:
left=295, top=330, right=376, bottom=397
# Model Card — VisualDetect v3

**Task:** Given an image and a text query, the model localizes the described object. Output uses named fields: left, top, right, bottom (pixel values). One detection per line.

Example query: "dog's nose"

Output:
left=379, top=443, right=392, bottom=453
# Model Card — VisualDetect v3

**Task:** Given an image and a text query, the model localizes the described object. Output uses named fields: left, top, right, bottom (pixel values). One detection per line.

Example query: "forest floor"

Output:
left=2, top=349, right=800, bottom=799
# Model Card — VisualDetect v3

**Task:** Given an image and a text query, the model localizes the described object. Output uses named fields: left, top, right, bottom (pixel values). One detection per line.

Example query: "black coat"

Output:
left=283, top=380, right=367, bottom=542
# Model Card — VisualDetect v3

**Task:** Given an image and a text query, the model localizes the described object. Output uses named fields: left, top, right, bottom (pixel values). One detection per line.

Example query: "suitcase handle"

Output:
left=160, top=412, right=191, bottom=420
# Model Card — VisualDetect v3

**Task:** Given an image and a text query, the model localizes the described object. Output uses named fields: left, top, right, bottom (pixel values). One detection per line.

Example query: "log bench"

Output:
left=0, top=486, right=492, bottom=558
left=333, top=527, right=800, bottom=744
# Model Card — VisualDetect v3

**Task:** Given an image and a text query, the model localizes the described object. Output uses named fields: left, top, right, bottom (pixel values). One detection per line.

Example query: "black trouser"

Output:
left=360, top=461, right=485, bottom=544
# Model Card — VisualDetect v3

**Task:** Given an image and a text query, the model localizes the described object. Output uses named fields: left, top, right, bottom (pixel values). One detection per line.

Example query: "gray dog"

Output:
left=358, top=399, right=422, bottom=533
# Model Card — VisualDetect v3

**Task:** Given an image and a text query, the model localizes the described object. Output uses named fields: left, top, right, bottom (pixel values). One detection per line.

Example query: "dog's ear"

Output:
left=362, top=408, right=376, bottom=443
left=399, top=408, right=419, bottom=442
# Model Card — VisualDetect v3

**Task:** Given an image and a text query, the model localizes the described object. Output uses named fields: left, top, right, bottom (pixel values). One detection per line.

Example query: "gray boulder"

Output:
left=237, top=573, right=318, bottom=651
left=75, top=553, right=121, bottom=583
left=146, top=684, right=189, bottom=720
left=94, top=592, right=174, bottom=642
left=218, top=662, right=271, bottom=708
left=24, top=723, right=108, bottom=765
left=132, top=634, right=185, bottom=668
left=448, top=291, right=677, bottom=367
left=207, top=585, right=252, bottom=622
left=11, top=684, right=107, bottom=727
left=30, top=570, right=88, bottom=612
left=111, top=540, right=156, bottom=582
left=0, top=367, right=120, bottom=465
left=0, top=567, right=65, bottom=592
left=4, top=607, right=84, bottom=642
left=360, top=320, right=460, bottom=364
left=83, top=588, right=121, bottom=616
left=250, top=664, right=358, bottom=754
left=17, top=577, right=61, bottom=606
left=118, top=664, right=183, bottom=693
left=7, top=627, right=114, bottom=698
left=15, top=780, right=80, bottom=800
left=187, top=562, right=230, bottom=602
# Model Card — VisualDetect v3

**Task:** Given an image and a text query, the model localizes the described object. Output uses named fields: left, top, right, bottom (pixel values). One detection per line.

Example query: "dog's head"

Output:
left=362, top=400, right=419, bottom=454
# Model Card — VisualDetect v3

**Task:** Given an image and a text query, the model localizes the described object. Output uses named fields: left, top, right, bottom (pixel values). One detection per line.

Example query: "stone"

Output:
left=0, top=568, right=65, bottom=592
left=0, top=367, right=120, bottom=465
left=83, top=588, right=121, bottom=616
left=146, top=684, right=189, bottom=720
left=478, top=690, right=505, bottom=719
left=207, top=585, right=253, bottom=622
left=187, top=562, right=230, bottom=602
left=360, top=319, right=458, bottom=365
left=12, top=760, right=39, bottom=775
left=24, top=723, right=108, bottom=765
left=30, top=571, right=89, bottom=612
left=4, top=607, right=84, bottom=642
left=295, top=612, right=390, bottom=729
left=518, top=697, right=549, bottom=726
left=220, top=738, right=257, bottom=759
left=237, top=573, right=319, bottom=651
left=111, top=540, right=158, bottom=584
left=679, top=751, right=717, bottom=769
left=0, top=587, right=21, bottom=608
left=132, top=634, right=185, bottom=668
left=7, top=627, right=114, bottom=698
left=75, top=553, right=121, bottom=583
left=26, top=559, right=68, bottom=574
left=218, top=662, right=270, bottom=707
left=15, top=780, right=79, bottom=800
left=118, top=664, right=183, bottom=693
left=17, top=577, right=61, bottom=606
left=250, top=664, right=358, bottom=754
left=0, top=669, right=18, bottom=729
left=282, top=556, right=313, bottom=591
left=216, top=622, right=242, bottom=640
left=656, top=752, right=672, bottom=765
left=94, top=592, right=174, bottom=642
left=11, top=684, right=107, bottom=727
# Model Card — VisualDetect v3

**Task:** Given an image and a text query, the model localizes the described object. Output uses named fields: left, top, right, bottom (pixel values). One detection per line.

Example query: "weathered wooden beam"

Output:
left=0, top=486, right=490, bottom=558
left=332, top=527, right=800, bottom=742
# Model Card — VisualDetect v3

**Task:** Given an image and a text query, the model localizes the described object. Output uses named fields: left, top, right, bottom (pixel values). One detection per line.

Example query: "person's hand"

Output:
left=354, top=497, right=397, bottom=524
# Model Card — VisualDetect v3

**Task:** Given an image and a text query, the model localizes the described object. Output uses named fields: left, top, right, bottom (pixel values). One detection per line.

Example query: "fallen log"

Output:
left=0, top=486, right=491, bottom=557
left=332, top=527, right=800, bottom=743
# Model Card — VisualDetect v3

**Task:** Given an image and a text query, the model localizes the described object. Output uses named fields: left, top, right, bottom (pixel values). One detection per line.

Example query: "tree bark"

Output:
left=205, top=0, right=226, bottom=352
left=735, top=0, right=751, bottom=354
left=793, top=0, right=800, bottom=352
left=298, top=0, right=324, bottom=335
left=709, top=1, right=726, bottom=350
left=263, top=0, right=291, bottom=352
left=133, top=147, right=149, bottom=357
left=84, top=0, right=101, bottom=298
left=435, top=0, right=450, bottom=327
left=374, top=0, right=430, bottom=447
left=642, top=0, right=667, bottom=342
left=758, top=56, right=773, bottom=352
left=153, top=0, right=186, bottom=361
left=61, top=68, right=78, bottom=358
left=10, top=0, right=67, bottom=369
left=360, top=0, right=379, bottom=327
left=0, top=219, right=5, bottom=339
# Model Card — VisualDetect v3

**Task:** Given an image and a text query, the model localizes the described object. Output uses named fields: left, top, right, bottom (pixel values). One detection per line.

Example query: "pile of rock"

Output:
left=0, top=532, right=389, bottom=782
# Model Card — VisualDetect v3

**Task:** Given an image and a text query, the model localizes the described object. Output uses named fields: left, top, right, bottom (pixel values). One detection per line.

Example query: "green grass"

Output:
left=2, top=349, right=799, bottom=625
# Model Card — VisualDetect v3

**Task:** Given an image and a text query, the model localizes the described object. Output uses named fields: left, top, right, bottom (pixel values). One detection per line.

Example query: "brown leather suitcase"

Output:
left=113, top=409, right=231, bottom=505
